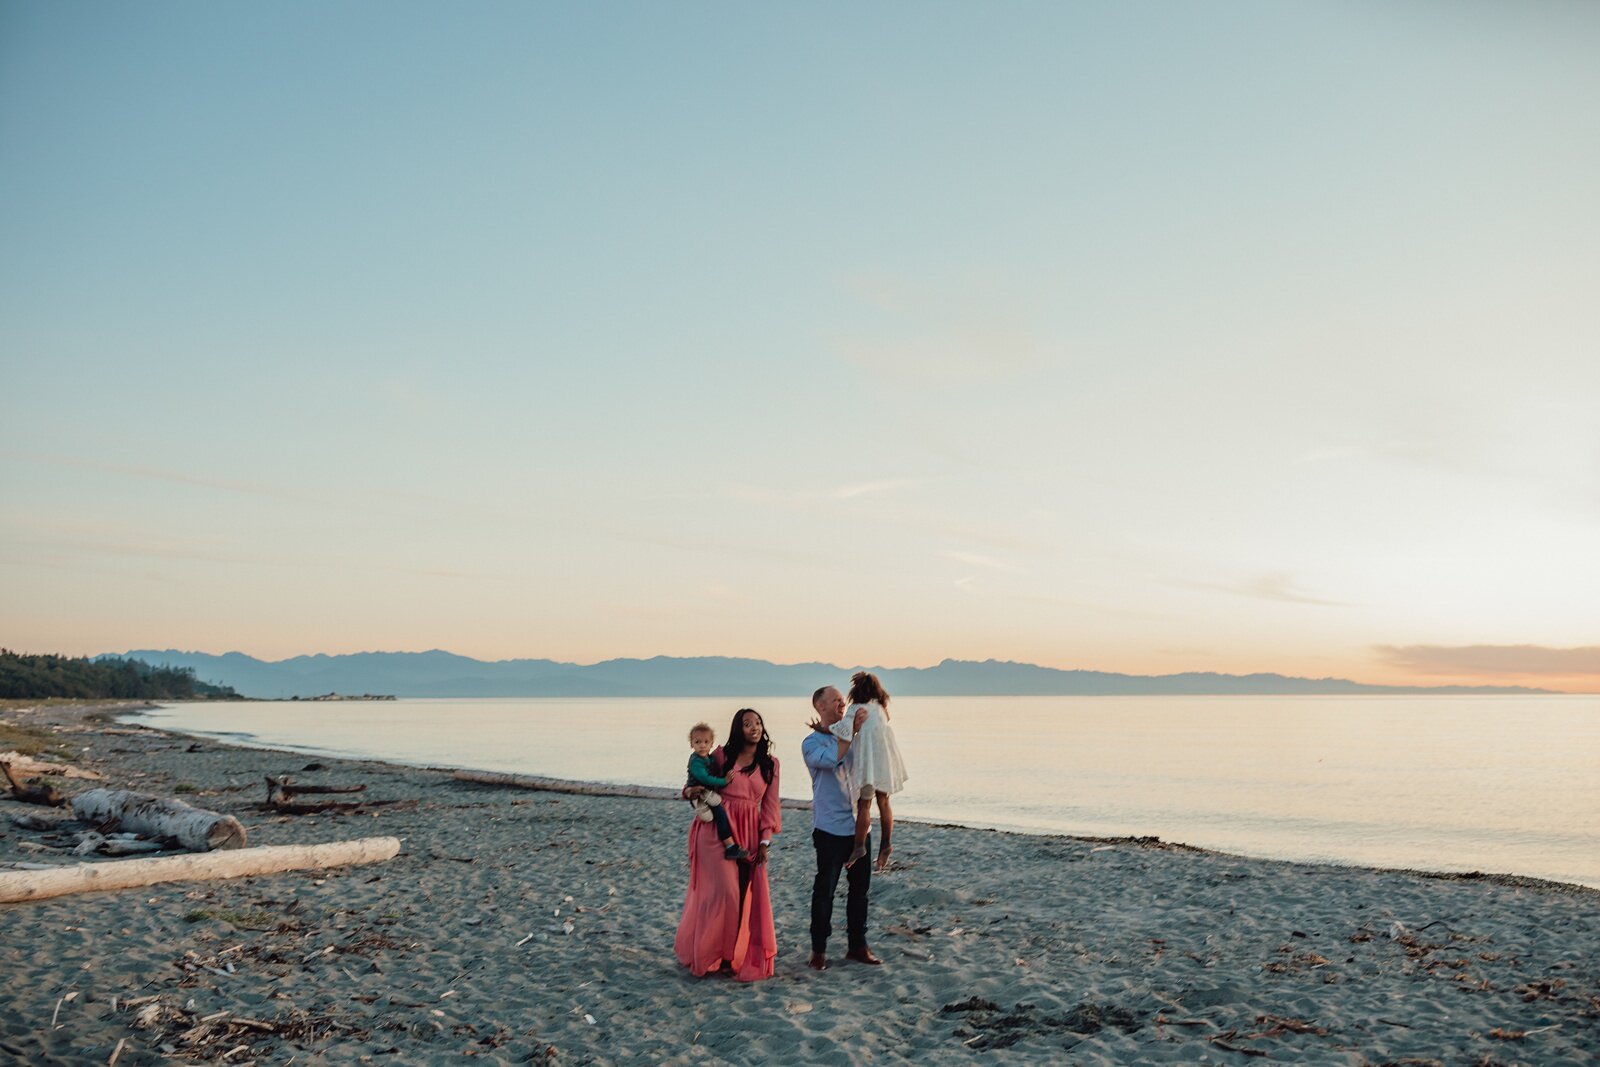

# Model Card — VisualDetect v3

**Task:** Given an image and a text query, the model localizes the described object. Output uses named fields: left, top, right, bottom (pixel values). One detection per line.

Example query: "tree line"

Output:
left=0, top=651, right=241, bottom=700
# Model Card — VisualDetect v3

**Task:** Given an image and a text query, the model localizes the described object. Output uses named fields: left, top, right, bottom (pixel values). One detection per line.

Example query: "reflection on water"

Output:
left=130, top=694, right=1600, bottom=888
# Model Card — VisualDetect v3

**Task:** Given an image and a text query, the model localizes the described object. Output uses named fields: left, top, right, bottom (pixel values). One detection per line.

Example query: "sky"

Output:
left=2, top=2, right=1598, bottom=691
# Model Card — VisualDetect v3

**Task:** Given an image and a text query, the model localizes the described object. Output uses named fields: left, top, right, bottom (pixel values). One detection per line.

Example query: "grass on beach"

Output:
left=0, top=718, right=75, bottom=758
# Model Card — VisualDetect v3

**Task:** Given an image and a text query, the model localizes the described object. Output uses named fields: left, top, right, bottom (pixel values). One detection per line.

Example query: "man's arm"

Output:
left=802, top=729, right=850, bottom=770
left=802, top=708, right=869, bottom=767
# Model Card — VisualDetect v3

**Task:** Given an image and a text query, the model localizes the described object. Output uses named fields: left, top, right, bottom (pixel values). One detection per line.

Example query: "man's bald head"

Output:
left=812, top=685, right=846, bottom=724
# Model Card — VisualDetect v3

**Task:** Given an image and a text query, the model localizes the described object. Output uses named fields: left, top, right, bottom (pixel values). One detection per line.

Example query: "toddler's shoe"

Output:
left=723, top=844, right=751, bottom=860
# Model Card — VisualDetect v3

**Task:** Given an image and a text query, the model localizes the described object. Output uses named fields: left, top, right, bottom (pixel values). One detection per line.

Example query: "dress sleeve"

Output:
left=759, top=759, right=782, bottom=841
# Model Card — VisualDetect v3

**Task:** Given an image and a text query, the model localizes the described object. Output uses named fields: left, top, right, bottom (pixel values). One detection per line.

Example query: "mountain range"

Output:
left=99, top=650, right=1549, bottom=699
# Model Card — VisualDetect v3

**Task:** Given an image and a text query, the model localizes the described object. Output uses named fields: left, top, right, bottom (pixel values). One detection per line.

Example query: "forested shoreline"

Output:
left=0, top=651, right=240, bottom=700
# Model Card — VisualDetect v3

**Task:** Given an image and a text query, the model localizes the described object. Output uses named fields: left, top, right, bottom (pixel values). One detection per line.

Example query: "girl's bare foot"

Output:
left=846, top=842, right=868, bottom=867
left=875, top=845, right=893, bottom=872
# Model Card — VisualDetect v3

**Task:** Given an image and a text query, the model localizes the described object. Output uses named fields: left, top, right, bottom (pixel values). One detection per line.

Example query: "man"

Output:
left=802, top=685, right=881, bottom=970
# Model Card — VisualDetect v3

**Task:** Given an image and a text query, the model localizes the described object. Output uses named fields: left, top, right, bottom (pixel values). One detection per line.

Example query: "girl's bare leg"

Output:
left=846, top=796, right=871, bottom=866
left=875, top=792, right=894, bottom=871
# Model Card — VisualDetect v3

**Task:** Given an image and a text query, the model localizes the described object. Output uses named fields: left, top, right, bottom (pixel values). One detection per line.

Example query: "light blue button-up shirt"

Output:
left=802, top=729, right=857, bottom=836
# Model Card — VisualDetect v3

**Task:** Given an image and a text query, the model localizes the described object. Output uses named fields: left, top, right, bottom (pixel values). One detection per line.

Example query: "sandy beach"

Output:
left=2, top=702, right=1596, bottom=1066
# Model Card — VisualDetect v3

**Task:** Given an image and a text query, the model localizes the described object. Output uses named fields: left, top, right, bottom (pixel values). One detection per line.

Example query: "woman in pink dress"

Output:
left=674, top=707, right=782, bottom=981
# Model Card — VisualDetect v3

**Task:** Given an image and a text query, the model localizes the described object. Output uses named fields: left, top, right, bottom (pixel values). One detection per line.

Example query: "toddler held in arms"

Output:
left=686, top=722, right=751, bottom=861
left=829, top=670, right=908, bottom=871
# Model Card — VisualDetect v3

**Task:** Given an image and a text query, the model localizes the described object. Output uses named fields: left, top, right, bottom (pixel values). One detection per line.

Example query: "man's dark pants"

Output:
left=811, top=828, right=870, bottom=954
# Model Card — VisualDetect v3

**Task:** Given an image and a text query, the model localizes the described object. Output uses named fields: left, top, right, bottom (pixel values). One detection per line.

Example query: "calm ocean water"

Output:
left=129, top=695, right=1600, bottom=888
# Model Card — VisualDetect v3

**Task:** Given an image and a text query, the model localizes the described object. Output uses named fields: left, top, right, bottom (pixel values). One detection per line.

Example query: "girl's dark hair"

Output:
left=848, top=670, right=889, bottom=709
left=719, top=707, right=774, bottom=784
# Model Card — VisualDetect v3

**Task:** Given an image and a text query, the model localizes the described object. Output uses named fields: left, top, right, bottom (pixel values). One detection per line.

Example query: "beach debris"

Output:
left=0, top=749, right=102, bottom=780
left=71, top=831, right=106, bottom=856
left=72, top=787, right=247, bottom=852
left=1512, top=979, right=1566, bottom=1002
left=0, top=836, right=401, bottom=903
left=72, top=831, right=168, bottom=857
left=1489, top=1024, right=1562, bottom=1040
left=1253, top=1013, right=1328, bottom=1036
left=1, top=760, right=65, bottom=807
left=1209, top=1031, right=1268, bottom=1057
left=50, top=990, right=79, bottom=1028
left=885, top=923, right=933, bottom=939
left=12, top=810, right=74, bottom=831
left=116, top=992, right=366, bottom=1060
left=262, top=775, right=374, bottom=815
left=942, top=999, right=1143, bottom=1051
left=1265, top=946, right=1332, bottom=973
left=942, top=997, right=1002, bottom=1013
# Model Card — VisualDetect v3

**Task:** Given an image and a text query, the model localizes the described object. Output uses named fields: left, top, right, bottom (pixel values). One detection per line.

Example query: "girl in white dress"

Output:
left=828, top=670, right=908, bottom=871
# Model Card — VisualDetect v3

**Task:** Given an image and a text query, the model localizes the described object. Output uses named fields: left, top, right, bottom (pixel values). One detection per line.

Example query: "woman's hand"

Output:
left=805, top=717, right=829, bottom=734
left=754, top=842, right=769, bottom=866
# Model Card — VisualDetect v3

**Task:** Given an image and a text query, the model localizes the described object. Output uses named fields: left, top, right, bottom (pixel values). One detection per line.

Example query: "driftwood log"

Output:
left=0, top=751, right=101, bottom=781
left=0, top=836, right=401, bottom=903
left=262, top=775, right=370, bottom=814
left=71, top=788, right=246, bottom=851
left=451, top=769, right=815, bottom=810
left=72, top=831, right=167, bottom=857
left=1, top=761, right=65, bottom=807
left=12, top=811, right=74, bottom=832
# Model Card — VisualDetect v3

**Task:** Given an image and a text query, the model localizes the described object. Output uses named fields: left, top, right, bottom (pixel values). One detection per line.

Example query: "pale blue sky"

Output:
left=4, top=2, right=1598, bottom=688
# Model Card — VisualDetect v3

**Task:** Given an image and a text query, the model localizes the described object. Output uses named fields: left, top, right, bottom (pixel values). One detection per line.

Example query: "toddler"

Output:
left=686, top=722, right=750, bottom=860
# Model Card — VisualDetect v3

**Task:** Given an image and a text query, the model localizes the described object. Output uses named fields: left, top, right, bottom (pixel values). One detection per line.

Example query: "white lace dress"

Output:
left=829, top=701, right=907, bottom=796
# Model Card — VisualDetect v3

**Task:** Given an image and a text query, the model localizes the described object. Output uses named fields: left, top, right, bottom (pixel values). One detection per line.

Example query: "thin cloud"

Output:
left=1, top=528, right=488, bottom=581
left=2, top=449, right=325, bottom=504
left=0, top=449, right=457, bottom=514
left=941, top=550, right=1019, bottom=572
left=727, top=479, right=925, bottom=509
left=1173, top=571, right=1349, bottom=607
left=1376, top=644, right=1600, bottom=677
left=832, top=478, right=925, bottom=500
left=841, top=331, right=1040, bottom=388
left=836, top=273, right=1047, bottom=388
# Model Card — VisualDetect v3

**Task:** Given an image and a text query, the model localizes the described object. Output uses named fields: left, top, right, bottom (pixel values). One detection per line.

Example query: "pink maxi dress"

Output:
left=674, top=748, right=782, bottom=982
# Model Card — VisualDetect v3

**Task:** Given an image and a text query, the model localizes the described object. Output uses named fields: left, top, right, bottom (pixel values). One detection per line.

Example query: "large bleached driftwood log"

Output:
left=453, top=769, right=815, bottom=810
left=0, top=836, right=401, bottom=903
left=71, top=788, right=247, bottom=851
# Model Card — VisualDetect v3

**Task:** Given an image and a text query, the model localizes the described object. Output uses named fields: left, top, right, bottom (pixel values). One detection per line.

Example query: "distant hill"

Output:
left=97, top=650, right=1549, bottom=700
left=3, top=650, right=240, bottom=700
